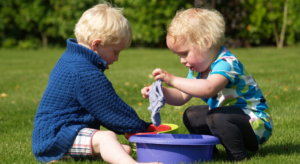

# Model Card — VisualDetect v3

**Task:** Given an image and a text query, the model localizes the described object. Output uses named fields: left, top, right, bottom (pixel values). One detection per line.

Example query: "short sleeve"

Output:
left=210, top=57, right=244, bottom=85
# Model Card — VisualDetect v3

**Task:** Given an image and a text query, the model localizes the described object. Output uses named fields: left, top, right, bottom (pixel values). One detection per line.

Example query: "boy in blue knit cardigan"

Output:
left=32, top=2, right=159, bottom=164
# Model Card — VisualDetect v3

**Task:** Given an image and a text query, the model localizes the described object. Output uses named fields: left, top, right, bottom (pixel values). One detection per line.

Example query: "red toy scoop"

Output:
left=125, top=124, right=171, bottom=139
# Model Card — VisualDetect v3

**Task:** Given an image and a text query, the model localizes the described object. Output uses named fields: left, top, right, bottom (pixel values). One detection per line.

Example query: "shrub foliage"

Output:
left=0, top=0, right=299, bottom=49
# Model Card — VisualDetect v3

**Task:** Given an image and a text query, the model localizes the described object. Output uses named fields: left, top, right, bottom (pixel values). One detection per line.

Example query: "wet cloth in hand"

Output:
left=148, top=79, right=166, bottom=126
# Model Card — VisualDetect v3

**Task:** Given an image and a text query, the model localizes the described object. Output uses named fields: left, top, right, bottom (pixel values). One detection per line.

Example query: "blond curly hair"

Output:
left=74, top=2, right=132, bottom=47
left=167, top=8, right=225, bottom=50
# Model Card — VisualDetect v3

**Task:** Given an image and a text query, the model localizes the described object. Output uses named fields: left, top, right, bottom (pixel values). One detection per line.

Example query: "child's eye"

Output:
left=180, top=53, right=187, bottom=56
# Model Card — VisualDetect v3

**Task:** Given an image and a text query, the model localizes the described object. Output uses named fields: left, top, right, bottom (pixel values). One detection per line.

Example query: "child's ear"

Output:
left=204, top=36, right=212, bottom=49
left=91, top=39, right=102, bottom=51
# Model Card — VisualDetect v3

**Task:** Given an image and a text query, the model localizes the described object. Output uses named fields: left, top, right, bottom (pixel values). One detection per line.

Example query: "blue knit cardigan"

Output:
left=32, top=39, right=150, bottom=162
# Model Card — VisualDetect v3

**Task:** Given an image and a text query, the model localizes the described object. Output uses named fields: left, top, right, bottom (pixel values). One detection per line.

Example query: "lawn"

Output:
left=0, top=46, right=300, bottom=164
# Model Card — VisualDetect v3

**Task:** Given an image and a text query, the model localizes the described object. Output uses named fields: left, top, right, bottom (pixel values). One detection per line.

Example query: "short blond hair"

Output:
left=167, top=8, right=225, bottom=50
left=74, top=2, right=132, bottom=47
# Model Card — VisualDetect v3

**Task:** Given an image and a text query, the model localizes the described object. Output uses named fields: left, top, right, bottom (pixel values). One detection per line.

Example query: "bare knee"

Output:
left=101, top=131, right=118, bottom=140
left=92, top=131, right=118, bottom=155
left=93, top=131, right=118, bottom=145
left=122, top=144, right=132, bottom=155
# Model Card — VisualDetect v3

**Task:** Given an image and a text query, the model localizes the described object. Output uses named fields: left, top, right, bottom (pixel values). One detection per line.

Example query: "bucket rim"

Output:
left=129, top=134, right=220, bottom=145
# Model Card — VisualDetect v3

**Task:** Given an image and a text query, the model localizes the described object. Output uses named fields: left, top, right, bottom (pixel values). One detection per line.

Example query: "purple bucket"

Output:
left=129, top=134, right=220, bottom=164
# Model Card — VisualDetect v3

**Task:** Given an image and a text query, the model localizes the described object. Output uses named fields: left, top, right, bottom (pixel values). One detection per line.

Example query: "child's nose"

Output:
left=180, top=58, right=186, bottom=64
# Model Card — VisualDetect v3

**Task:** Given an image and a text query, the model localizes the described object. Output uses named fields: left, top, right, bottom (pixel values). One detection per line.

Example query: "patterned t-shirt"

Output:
left=187, top=46, right=273, bottom=147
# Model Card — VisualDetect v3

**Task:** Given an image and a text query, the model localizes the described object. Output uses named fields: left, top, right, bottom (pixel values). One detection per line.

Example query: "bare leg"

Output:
left=121, top=144, right=132, bottom=155
left=92, top=131, right=161, bottom=164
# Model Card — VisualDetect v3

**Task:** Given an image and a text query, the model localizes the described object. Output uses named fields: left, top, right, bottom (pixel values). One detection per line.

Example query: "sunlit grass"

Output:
left=0, top=46, right=300, bottom=163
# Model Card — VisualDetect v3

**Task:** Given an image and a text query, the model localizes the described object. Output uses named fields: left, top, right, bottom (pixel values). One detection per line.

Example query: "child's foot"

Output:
left=47, top=160, right=58, bottom=164
left=47, top=160, right=66, bottom=164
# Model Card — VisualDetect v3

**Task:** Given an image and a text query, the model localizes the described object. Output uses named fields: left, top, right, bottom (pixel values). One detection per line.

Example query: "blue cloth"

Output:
left=148, top=79, right=166, bottom=126
left=32, top=38, right=150, bottom=162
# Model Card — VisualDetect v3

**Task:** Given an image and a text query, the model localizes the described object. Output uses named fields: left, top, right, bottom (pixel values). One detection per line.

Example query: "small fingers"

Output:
left=142, top=93, right=149, bottom=98
left=152, top=68, right=165, bottom=81
left=152, top=68, right=163, bottom=77
left=154, top=76, right=162, bottom=81
left=141, top=87, right=150, bottom=98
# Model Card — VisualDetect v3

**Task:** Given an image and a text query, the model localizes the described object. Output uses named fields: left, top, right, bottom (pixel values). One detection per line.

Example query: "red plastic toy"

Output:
left=125, top=124, right=171, bottom=139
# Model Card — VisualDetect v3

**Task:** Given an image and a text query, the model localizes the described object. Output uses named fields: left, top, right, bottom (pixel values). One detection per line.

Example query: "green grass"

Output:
left=0, top=47, right=300, bottom=164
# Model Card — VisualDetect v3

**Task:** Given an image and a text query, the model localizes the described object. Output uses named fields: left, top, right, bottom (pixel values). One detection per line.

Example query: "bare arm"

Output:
left=141, top=85, right=192, bottom=106
left=162, top=86, right=192, bottom=106
left=153, top=68, right=229, bottom=99
left=170, top=74, right=229, bottom=99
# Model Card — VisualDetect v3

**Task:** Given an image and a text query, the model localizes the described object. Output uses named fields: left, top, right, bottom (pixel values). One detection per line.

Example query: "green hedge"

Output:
left=0, top=0, right=299, bottom=49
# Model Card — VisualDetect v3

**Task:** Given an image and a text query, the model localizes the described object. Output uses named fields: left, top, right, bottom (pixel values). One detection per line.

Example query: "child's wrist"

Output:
left=168, top=75, right=176, bottom=87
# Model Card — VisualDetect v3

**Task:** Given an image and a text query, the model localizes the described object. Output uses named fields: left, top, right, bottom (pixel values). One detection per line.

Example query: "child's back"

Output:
left=32, top=3, right=150, bottom=163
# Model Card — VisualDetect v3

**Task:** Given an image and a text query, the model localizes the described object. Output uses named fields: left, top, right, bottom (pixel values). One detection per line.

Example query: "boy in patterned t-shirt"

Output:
left=141, top=8, right=272, bottom=161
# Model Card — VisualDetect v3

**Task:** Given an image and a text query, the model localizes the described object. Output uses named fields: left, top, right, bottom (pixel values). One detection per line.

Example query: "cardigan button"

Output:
left=98, top=62, right=103, bottom=66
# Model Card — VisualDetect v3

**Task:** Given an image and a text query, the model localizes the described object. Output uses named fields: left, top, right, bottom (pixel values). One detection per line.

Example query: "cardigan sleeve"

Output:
left=75, top=69, right=150, bottom=133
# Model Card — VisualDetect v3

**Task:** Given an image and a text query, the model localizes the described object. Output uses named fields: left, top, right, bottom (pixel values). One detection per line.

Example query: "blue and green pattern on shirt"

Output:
left=187, top=46, right=273, bottom=147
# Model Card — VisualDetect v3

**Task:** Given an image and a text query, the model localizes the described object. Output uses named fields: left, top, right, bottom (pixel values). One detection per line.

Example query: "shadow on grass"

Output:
left=210, top=142, right=300, bottom=163
left=56, top=143, right=300, bottom=164
left=249, top=143, right=300, bottom=157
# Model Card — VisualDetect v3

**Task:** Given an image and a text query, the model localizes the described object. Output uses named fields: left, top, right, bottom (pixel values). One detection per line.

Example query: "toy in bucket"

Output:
left=125, top=123, right=178, bottom=151
left=125, top=124, right=178, bottom=139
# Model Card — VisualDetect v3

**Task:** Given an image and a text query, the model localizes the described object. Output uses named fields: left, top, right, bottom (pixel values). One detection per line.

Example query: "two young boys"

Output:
left=32, top=1, right=272, bottom=163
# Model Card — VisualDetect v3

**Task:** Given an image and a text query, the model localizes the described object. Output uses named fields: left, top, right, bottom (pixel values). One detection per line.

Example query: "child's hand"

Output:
left=141, top=85, right=152, bottom=98
left=152, top=68, right=174, bottom=87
